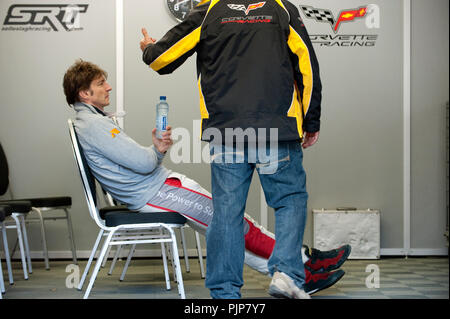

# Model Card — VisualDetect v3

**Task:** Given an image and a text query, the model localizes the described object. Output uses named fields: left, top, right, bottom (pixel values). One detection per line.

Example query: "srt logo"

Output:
left=228, top=2, right=266, bottom=15
left=3, top=4, right=88, bottom=31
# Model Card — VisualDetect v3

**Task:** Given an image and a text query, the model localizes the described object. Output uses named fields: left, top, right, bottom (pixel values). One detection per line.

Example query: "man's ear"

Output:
left=78, top=89, right=90, bottom=102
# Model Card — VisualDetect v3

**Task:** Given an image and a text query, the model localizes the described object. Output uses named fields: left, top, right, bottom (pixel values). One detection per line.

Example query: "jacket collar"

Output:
left=73, top=102, right=107, bottom=116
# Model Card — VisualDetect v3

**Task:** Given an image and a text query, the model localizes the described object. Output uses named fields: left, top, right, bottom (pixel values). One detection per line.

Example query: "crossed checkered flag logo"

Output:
left=300, top=5, right=335, bottom=26
left=300, top=5, right=369, bottom=33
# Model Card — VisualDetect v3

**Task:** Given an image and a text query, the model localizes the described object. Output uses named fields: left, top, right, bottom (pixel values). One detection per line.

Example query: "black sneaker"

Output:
left=304, top=268, right=345, bottom=295
left=304, top=244, right=351, bottom=272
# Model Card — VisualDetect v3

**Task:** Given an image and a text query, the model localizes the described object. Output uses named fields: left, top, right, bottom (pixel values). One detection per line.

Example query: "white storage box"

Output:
left=313, top=208, right=380, bottom=259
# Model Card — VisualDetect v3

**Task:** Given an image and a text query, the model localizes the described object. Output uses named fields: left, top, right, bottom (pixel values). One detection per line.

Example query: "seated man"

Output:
left=63, top=59, right=351, bottom=296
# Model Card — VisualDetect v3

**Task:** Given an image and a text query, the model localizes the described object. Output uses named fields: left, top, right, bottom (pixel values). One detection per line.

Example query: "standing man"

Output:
left=140, top=0, right=321, bottom=299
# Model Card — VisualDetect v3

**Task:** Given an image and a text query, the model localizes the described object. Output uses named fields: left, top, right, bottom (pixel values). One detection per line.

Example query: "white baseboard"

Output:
left=1, top=248, right=207, bottom=260
left=407, top=248, right=448, bottom=256
left=380, top=248, right=448, bottom=256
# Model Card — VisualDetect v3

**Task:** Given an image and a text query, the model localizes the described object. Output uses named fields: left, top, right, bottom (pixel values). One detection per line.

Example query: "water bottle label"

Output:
left=161, top=116, right=167, bottom=131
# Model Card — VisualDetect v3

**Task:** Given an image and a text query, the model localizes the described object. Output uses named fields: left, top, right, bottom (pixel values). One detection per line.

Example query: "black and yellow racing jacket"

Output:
left=143, top=0, right=321, bottom=142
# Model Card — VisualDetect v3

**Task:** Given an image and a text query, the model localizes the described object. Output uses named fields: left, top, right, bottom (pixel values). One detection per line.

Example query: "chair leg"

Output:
left=0, top=257, right=5, bottom=295
left=64, top=208, right=78, bottom=265
left=160, top=241, right=171, bottom=290
left=101, top=245, right=113, bottom=268
left=10, top=214, right=28, bottom=280
left=180, top=227, right=190, bottom=273
left=108, top=244, right=123, bottom=275
left=119, top=243, right=135, bottom=282
left=84, top=230, right=115, bottom=299
left=78, top=229, right=104, bottom=291
left=1, top=223, right=14, bottom=285
left=0, top=223, right=5, bottom=295
left=165, top=241, right=176, bottom=282
left=19, top=214, right=32, bottom=274
left=195, top=231, right=205, bottom=279
left=168, top=227, right=185, bottom=299
left=33, top=208, right=50, bottom=270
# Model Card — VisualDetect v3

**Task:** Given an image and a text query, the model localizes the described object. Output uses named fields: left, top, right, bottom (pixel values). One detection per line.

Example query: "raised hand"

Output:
left=140, top=27, right=156, bottom=51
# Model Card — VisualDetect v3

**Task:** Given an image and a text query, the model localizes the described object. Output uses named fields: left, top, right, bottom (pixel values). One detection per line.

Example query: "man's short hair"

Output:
left=63, top=59, right=107, bottom=106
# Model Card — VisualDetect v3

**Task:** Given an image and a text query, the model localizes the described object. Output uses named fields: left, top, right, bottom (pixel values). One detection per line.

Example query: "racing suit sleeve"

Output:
left=84, top=118, right=165, bottom=175
left=283, top=1, right=322, bottom=133
left=142, top=2, right=210, bottom=75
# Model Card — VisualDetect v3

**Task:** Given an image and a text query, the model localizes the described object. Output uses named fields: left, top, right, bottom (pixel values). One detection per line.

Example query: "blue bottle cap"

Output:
left=160, top=96, right=166, bottom=100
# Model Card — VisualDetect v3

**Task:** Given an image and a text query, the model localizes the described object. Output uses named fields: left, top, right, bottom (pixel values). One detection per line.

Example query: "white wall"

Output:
left=411, top=0, right=449, bottom=251
left=0, top=0, right=448, bottom=258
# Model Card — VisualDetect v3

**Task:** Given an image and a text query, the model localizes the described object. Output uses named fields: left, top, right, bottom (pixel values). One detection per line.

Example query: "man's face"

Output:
left=83, top=75, right=112, bottom=110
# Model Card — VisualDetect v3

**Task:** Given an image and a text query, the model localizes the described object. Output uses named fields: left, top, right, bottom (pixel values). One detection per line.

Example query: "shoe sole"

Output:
left=268, top=285, right=310, bottom=299
left=268, top=285, right=292, bottom=299
left=306, top=270, right=345, bottom=295
left=269, top=273, right=311, bottom=299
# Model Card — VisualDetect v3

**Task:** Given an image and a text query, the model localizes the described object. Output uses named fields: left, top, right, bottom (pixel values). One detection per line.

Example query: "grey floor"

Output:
left=1, top=255, right=448, bottom=299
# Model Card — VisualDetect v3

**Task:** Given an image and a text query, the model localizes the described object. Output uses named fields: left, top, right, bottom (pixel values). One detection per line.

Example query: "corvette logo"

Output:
left=300, top=5, right=368, bottom=33
left=228, top=2, right=266, bottom=15
left=300, top=4, right=380, bottom=47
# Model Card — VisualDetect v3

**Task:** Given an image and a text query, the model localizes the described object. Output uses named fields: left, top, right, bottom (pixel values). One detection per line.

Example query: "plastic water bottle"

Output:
left=156, top=96, right=169, bottom=139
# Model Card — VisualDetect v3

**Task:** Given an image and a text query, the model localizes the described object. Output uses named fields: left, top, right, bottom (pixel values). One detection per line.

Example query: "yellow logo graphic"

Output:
left=110, top=128, right=120, bottom=138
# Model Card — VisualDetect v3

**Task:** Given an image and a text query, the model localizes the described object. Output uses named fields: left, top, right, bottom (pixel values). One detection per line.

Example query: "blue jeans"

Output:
left=205, top=141, right=308, bottom=299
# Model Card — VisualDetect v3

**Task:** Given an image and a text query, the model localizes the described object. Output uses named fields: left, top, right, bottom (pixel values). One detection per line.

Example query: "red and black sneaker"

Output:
left=304, top=244, right=351, bottom=272
left=304, top=268, right=345, bottom=295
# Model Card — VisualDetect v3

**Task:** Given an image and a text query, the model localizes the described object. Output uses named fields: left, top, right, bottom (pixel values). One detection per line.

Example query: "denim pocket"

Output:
left=256, top=143, right=291, bottom=175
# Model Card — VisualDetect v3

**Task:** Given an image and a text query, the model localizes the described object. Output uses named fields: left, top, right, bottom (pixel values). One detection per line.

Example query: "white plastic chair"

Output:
left=99, top=191, right=205, bottom=280
left=68, top=119, right=186, bottom=299
left=0, top=142, right=77, bottom=271
left=0, top=202, right=33, bottom=282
